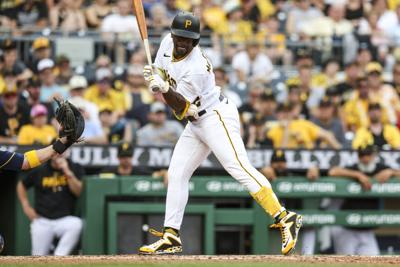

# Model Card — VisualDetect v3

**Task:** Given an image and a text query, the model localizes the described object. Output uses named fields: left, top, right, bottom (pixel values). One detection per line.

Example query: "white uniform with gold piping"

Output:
left=154, top=34, right=282, bottom=230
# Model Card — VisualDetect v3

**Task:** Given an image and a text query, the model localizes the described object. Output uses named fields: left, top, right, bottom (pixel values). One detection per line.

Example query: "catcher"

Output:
left=0, top=98, right=84, bottom=171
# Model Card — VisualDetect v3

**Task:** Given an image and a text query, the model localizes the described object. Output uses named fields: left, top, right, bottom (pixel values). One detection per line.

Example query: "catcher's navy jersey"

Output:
left=0, top=150, right=24, bottom=171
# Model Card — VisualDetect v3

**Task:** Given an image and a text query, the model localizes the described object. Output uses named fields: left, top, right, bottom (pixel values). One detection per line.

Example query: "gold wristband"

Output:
left=24, top=150, right=41, bottom=169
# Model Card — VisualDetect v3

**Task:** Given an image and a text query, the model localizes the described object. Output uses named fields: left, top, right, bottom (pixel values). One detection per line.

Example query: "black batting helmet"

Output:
left=171, top=12, right=200, bottom=46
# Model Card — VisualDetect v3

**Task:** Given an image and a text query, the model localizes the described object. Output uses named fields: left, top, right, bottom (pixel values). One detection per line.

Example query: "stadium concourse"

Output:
left=1, top=0, right=400, bottom=257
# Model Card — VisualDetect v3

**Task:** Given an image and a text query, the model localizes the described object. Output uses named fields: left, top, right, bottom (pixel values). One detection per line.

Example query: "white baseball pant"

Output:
left=331, top=226, right=379, bottom=255
left=30, top=216, right=82, bottom=255
left=164, top=99, right=276, bottom=229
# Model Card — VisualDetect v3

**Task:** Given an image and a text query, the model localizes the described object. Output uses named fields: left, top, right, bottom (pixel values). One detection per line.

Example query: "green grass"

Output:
left=0, top=263, right=394, bottom=267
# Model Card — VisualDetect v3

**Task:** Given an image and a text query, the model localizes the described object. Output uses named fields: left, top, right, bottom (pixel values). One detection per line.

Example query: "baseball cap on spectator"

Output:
left=260, top=90, right=275, bottom=102
left=27, top=76, right=41, bottom=88
left=150, top=102, right=166, bottom=113
left=96, top=68, right=112, bottom=81
left=326, top=86, right=340, bottom=96
left=1, top=39, right=16, bottom=51
left=365, top=62, right=382, bottom=74
left=368, top=102, right=381, bottom=111
left=319, top=98, right=333, bottom=108
left=1, top=82, right=17, bottom=95
left=37, top=58, right=55, bottom=72
left=117, top=142, right=134, bottom=157
left=286, top=78, right=301, bottom=89
left=69, top=75, right=88, bottom=90
left=357, top=144, right=378, bottom=157
left=56, top=54, right=70, bottom=65
left=32, top=37, right=50, bottom=51
left=30, top=104, right=48, bottom=117
left=271, top=150, right=286, bottom=163
left=276, top=102, right=292, bottom=112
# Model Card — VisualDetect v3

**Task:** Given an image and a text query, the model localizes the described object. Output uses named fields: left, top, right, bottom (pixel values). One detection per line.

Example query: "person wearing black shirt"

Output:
left=0, top=82, right=31, bottom=144
left=101, top=142, right=168, bottom=184
left=16, top=155, right=84, bottom=255
left=328, top=145, right=400, bottom=255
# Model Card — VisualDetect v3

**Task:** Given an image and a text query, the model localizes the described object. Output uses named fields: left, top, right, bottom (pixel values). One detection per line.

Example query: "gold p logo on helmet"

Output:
left=185, top=20, right=192, bottom=28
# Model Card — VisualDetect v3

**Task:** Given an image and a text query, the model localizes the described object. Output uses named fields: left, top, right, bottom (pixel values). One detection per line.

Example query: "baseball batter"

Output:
left=139, top=13, right=302, bottom=255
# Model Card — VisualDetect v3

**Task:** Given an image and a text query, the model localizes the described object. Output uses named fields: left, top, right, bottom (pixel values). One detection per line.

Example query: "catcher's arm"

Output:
left=18, top=136, right=70, bottom=170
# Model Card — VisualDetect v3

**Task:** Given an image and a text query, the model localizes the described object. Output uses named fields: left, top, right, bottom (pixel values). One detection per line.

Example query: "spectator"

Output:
left=101, top=0, right=139, bottom=41
left=68, top=75, right=100, bottom=127
left=24, top=76, right=55, bottom=123
left=335, top=61, right=361, bottom=102
left=285, top=79, right=309, bottom=119
left=18, top=104, right=57, bottom=145
left=148, top=3, right=170, bottom=37
left=1, top=39, right=32, bottom=81
left=343, top=75, right=388, bottom=131
left=366, top=62, right=400, bottom=125
left=16, top=154, right=84, bottom=256
left=38, top=58, right=69, bottom=103
left=214, top=67, right=242, bottom=108
left=300, top=3, right=353, bottom=37
left=124, top=65, right=153, bottom=127
left=0, top=82, right=30, bottom=144
left=328, top=144, right=400, bottom=255
left=50, top=0, right=86, bottom=32
left=231, top=41, right=273, bottom=85
left=85, top=0, right=112, bottom=29
left=257, top=15, right=289, bottom=65
left=99, top=107, right=132, bottom=143
left=240, top=0, right=262, bottom=29
left=245, top=91, right=277, bottom=148
left=69, top=98, right=107, bottom=144
left=13, top=0, right=49, bottom=30
left=55, top=55, right=72, bottom=86
left=286, top=0, right=323, bottom=35
left=222, top=4, right=253, bottom=44
left=136, top=102, right=183, bottom=146
left=29, top=37, right=52, bottom=74
left=266, top=103, right=341, bottom=149
left=238, top=82, right=265, bottom=127
left=311, top=98, right=346, bottom=148
left=164, top=0, right=180, bottom=19
left=84, top=68, right=126, bottom=117
left=352, top=103, right=400, bottom=149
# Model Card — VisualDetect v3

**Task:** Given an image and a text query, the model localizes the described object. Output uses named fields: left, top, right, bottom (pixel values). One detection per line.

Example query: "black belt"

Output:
left=188, top=94, right=227, bottom=122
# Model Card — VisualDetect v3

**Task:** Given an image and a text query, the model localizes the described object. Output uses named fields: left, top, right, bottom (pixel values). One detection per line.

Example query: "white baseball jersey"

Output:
left=154, top=33, right=220, bottom=111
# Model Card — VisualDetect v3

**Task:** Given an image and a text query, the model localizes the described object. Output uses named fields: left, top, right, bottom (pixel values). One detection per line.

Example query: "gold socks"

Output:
left=251, top=186, right=285, bottom=219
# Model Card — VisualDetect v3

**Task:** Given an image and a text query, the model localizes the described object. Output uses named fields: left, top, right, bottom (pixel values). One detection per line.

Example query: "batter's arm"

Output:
left=162, top=89, right=190, bottom=120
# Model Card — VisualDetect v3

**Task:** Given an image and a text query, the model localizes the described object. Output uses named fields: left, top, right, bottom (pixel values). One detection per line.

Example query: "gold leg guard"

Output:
left=251, top=186, right=284, bottom=218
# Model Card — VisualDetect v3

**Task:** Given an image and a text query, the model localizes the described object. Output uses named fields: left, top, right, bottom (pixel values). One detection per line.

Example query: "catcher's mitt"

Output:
left=52, top=98, right=85, bottom=154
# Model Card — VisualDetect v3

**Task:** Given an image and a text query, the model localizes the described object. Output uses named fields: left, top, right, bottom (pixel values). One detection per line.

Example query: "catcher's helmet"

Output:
left=171, top=12, right=200, bottom=44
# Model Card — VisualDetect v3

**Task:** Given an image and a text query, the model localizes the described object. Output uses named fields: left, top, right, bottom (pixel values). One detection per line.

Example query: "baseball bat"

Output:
left=132, top=0, right=152, bottom=66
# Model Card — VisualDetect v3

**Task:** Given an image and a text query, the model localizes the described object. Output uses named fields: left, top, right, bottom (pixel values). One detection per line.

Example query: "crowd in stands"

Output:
left=0, top=0, right=400, bottom=152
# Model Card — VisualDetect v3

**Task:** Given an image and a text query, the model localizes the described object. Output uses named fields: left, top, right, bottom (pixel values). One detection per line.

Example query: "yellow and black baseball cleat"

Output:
left=139, top=229, right=182, bottom=255
left=270, top=211, right=303, bottom=255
